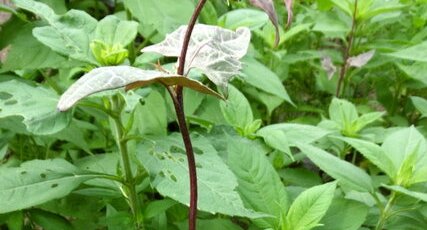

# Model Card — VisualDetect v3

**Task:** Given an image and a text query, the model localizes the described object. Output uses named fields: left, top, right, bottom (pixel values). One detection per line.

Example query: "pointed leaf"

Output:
left=298, top=144, right=374, bottom=192
left=347, top=50, right=375, bottom=68
left=411, top=96, right=427, bottom=118
left=382, top=184, right=427, bottom=202
left=286, top=182, right=337, bottom=230
left=249, top=0, right=280, bottom=46
left=57, top=66, right=222, bottom=111
left=0, top=159, right=101, bottom=214
left=228, top=137, right=288, bottom=228
left=387, top=41, right=427, bottom=62
left=142, top=24, right=251, bottom=91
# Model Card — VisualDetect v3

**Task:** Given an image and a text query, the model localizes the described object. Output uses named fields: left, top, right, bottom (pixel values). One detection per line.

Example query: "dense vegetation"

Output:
left=1, top=0, right=427, bottom=229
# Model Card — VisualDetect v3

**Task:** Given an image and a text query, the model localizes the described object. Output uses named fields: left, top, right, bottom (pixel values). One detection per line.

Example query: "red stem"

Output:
left=336, top=0, right=358, bottom=97
left=174, top=1, right=207, bottom=230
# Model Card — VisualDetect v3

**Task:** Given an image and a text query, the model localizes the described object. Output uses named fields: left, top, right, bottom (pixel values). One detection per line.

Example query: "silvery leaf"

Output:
left=57, top=66, right=222, bottom=111
left=142, top=24, right=251, bottom=92
left=321, top=56, right=337, bottom=80
left=347, top=50, right=376, bottom=68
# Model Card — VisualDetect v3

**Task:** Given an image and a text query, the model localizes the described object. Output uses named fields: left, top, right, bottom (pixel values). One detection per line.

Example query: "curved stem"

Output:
left=173, top=1, right=208, bottom=230
left=336, top=0, right=358, bottom=97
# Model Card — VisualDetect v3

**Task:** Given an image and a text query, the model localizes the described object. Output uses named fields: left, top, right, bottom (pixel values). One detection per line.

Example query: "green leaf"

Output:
left=176, top=218, right=243, bottom=230
left=353, top=112, right=384, bottom=132
left=411, top=96, right=427, bottom=118
left=14, top=0, right=98, bottom=64
left=382, top=184, right=427, bottom=202
left=123, top=0, right=194, bottom=39
left=93, top=15, right=138, bottom=47
left=285, top=182, right=337, bottom=230
left=298, top=144, right=374, bottom=192
left=382, top=126, right=427, bottom=185
left=136, top=134, right=266, bottom=218
left=386, top=41, right=427, bottom=62
left=57, top=66, right=223, bottom=111
left=396, top=62, right=427, bottom=87
left=227, top=137, right=288, bottom=229
left=329, top=98, right=358, bottom=128
left=28, top=209, right=73, bottom=230
left=218, top=9, right=268, bottom=30
left=314, top=198, right=368, bottom=230
left=134, top=90, right=167, bottom=136
left=334, top=136, right=396, bottom=179
left=241, top=57, right=293, bottom=105
left=143, top=199, right=177, bottom=219
left=0, top=79, right=71, bottom=135
left=329, top=0, right=353, bottom=16
left=220, top=85, right=253, bottom=130
left=142, top=24, right=251, bottom=92
left=0, top=159, right=101, bottom=214
left=1, top=23, right=66, bottom=71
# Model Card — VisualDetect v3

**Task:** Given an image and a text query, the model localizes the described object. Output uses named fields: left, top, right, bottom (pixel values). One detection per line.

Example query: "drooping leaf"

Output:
left=249, top=0, right=280, bottom=46
left=382, top=184, right=427, bottom=202
left=285, top=182, right=337, bottom=230
left=0, top=79, right=71, bottom=135
left=0, top=159, right=101, bottom=214
left=347, top=50, right=375, bottom=68
left=57, top=66, right=222, bottom=111
left=321, top=56, right=337, bottom=80
left=298, top=144, right=374, bottom=192
left=136, top=134, right=266, bottom=218
left=227, top=137, right=288, bottom=229
left=141, top=24, right=251, bottom=92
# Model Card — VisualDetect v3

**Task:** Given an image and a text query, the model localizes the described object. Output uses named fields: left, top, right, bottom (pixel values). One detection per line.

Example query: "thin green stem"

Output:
left=375, top=191, right=397, bottom=230
left=110, top=95, right=142, bottom=228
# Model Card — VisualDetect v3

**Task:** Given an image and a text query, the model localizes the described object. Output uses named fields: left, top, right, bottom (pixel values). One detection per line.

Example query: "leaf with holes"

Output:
left=57, top=66, right=223, bottom=111
left=136, top=134, right=267, bottom=218
left=141, top=24, right=251, bottom=92
left=0, top=159, right=102, bottom=214
left=0, top=79, right=71, bottom=135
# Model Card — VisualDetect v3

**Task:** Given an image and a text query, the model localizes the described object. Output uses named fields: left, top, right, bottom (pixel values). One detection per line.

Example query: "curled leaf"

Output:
left=321, top=56, right=337, bottom=80
left=249, top=0, right=279, bottom=47
left=57, top=66, right=223, bottom=111
left=142, top=24, right=251, bottom=92
left=347, top=50, right=376, bottom=68
left=284, top=0, right=293, bottom=28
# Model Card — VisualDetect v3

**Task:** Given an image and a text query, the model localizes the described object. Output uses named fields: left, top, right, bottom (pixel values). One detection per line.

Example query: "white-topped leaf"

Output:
left=142, top=24, right=251, bottom=91
left=57, top=66, right=222, bottom=111
left=347, top=50, right=376, bottom=68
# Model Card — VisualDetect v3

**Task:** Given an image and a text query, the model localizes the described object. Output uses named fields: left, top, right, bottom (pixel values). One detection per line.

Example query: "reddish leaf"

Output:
left=249, top=0, right=280, bottom=47
left=284, top=0, right=293, bottom=28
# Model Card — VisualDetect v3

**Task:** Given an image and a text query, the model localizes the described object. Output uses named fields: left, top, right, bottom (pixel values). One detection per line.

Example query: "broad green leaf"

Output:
left=382, top=126, right=427, bottom=185
left=123, top=0, right=194, bottom=39
left=0, top=159, right=101, bottom=214
left=360, top=0, right=405, bottom=20
left=0, top=79, right=71, bottom=135
left=311, top=11, right=350, bottom=39
left=14, top=0, right=98, bottom=64
left=285, top=182, right=337, bottom=230
left=93, top=15, right=138, bottom=47
left=387, top=41, right=427, bottom=62
left=314, top=198, right=368, bottom=230
left=329, top=0, right=353, bottom=16
left=218, top=9, right=268, bottom=30
left=143, top=199, right=177, bottom=219
left=298, top=144, right=374, bottom=192
left=136, top=134, right=266, bottom=218
left=335, top=136, right=396, bottom=179
left=396, top=63, right=427, bottom=87
left=57, top=66, right=222, bottom=111
left=1, top=23, right=66, bottom=71
left=411, top=96, right=427, bottom=118
left=279, top=168, right=322, bottom=188
left=142, top=24, right=251, bottom=91
left=220, top=85, right=253, bottom=130
left=382, top=184, right=427, bottom=202
left=134, top=90, right=167, bottom=136
left=329, top=98, right=358, bottom=128
left=353, top=112, right=384, bottom=132
left=227, top=137, right=288, bottom=229
left=241, top=57, right=293, bottom=105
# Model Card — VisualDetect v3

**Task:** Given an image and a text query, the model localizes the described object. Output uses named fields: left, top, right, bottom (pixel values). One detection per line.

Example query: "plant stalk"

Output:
left=375, top=191, right=397, bottom=230
left=336, top=0, right=358, bottom=97
left=173, top=1, right=208, bottom=229
left=110, top=95, right=142, bottom=228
